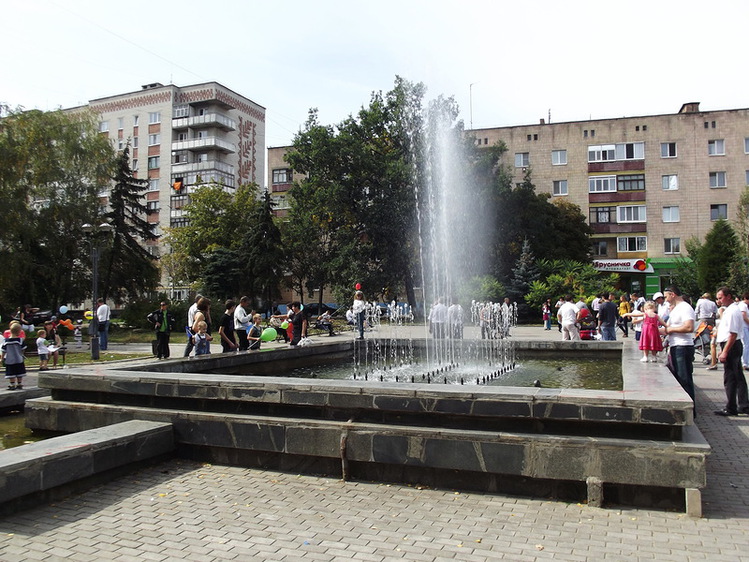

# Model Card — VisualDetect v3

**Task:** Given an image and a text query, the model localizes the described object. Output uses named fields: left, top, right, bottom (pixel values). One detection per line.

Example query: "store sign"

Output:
left=592, top=258, right=654, bottom=274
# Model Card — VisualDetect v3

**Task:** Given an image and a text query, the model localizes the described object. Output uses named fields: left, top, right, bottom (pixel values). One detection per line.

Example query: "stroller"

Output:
left=693, top=321, right=713, bottom=364
left=578, top=309, right=598, bottom=340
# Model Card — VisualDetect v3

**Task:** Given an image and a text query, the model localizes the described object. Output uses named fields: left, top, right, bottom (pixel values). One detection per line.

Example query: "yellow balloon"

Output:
left=84, top=310, right=94, bottom=320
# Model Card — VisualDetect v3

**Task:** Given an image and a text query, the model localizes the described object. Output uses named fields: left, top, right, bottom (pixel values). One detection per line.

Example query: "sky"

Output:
left=3, top=0, right=749, bottom=152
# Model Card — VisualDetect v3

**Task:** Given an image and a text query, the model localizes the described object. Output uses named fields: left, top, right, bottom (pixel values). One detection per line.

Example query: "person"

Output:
left=575, top=297, right=588, bottom=316
left=192, top=320, right=212, bottom=355
left=184, top=294, right=202, bottom=357
left=218, top=299, right=238, bottom=353
left=448, top=299, right=464, bottom=339
left=713, top=287, right=749, bottom=416
left=96, top=298, right=111, bottom=351
left=653, top=292, right=670, bottom=322
left=542, top=299, right=552, bottom=330
left=234, top=296, right=253, bottom=351
left=192, top=297, right=212, bottom=336
left=19, top=304, right=35, bottom=333
left=246, top=313, right=263, bottom=350
left=288, top=301, right=307, bottom=346
left=36, top=328, right=50, bottom=371
left=554, top=297, right=565, bottom=333
left=147, top=301, right=177, bottom=360
left=2, top=322, right=26, bottom=390
left=632, top=300, right=666, bottom=362
left=43, top=321, right=61, bottom=368
left=694, top=293, right=718, bottom=327
left=270, top=307, right=291, bottom=343
left=345, top=307, right=355, bottom=326
left=597, top=292, right=618, bottom=341
left=617, top=294, right=631, bottom=337
left=352, top=291, right=366, bottom=340
left=741, top=292, right=749, bottom=370
left=316, top=310, right=335, bottom=336
left=429, top=298, right=448, bottom=339
left=659, top=286, right=696, bottom=407
left=631, top=293, right=645, bottom=341
left=707, top=305, right=725, bottom=370
left=557, top=294, right=581, bottom=341
left=591, top=293, right=601, bottom=322
left=480, top=303, right=492, bottom=339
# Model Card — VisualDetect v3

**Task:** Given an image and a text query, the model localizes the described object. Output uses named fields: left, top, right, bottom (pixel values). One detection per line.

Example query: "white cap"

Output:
left=652, top=292, right=664, bottom=300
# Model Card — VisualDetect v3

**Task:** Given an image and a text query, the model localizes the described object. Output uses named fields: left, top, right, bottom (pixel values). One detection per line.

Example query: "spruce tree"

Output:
left=697, top=219, right=738, bottom=294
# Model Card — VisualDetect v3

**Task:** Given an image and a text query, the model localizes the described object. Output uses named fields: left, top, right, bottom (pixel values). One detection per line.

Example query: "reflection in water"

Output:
left=0, top=413, right=42, bottom=450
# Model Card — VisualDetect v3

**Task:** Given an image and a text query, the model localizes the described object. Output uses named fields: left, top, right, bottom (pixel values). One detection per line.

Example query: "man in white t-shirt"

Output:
left=557, top=294, right=581, bottom=341
left=714, top=287, right=749, bottom=416
left=96, top=298, right=111, bottom=351
left=660, top=286, right=696, bottom=407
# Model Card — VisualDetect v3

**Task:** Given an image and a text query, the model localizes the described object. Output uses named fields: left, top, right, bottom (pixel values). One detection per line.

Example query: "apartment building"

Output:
left=77, top=82, right=265, bottom=260
left=470, top=102, right=749, bottom=296
left=268, top=145, right=296, bottom=217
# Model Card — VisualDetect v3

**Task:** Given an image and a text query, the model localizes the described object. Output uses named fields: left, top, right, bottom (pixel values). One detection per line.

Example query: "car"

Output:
left=302, top=303, right=339, bottom=317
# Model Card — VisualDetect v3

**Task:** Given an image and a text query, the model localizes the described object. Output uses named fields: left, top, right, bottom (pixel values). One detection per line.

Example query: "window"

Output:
left=148, top=179, right=159, bottom=191
left=662, top=206, right=680, bottom=223
left=132, top=158, right=138, bottom=171
left=147, top=156, right=160, bottom=169
left=132, top=136, right=139, bottom=148
left=711, top=204, right=727, bottom=221
left=664, top=238, right=681, bottom=254
left=708, top=139, right=725, bottom=156
left=662, top=174, right=678, bottom=190
left=746, top=170, right=749, bottom=186
left=146, top=201, right=160, bottom=212
left=514, top=152, right=529, bottom=167
left=617, top=205, right=647, bottom=223
left=98, top=121, right=109, bottom=133
left=617, top=174, right=645, bottom=191
left=618, top=236, right=647, bottom=252
left=117, top=117, right=124, bottom=130
left=117, top=138, right=124, bottom=150
left=133, top=115, right=139, bottom=126
left=588, top=142, right=644, bottom=162
left=551, top=150, right=567, bottom=165
left=177, top=132, right=188, bottom=141
left=552, top=180, right=568, bottom=196
left=272, top=168, right=293, bottom=184
left=709, top=171, right=727, bottom=188
left=592, top=241, right=608, bottom=256
left=173, top=105, right=189, bottom=118
left=588, top=175, right=617, bottom=193
left=589, top=206, right=614, bottom=224
left=660, top=142, right=677, bottom=158
left=745, top=138, right=749, bottom=154
left=148, top=112, right=161, bottom=124
left=148, top=133, right=160, bottom=146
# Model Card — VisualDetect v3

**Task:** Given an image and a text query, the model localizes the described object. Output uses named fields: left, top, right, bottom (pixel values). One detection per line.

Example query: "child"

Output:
left=36, top=329, right=50, bottom=371
left=247, top=314, right=263, bottom=351
left=2, top=322, right=27, bottom=389
left=630, top=300, right=666, bottom=362
left=192, top=320, right=212, bottom=355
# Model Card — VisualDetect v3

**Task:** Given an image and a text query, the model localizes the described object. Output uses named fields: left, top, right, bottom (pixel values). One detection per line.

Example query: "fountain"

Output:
left=20, top=103, right=708, bottom=515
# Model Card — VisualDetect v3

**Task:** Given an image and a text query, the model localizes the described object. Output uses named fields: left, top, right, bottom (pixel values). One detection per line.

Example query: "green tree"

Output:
left=101, top=146, right=159, bottom=303
left=242, top=190, right=284, bottom=311
left=525, top=260, right=619, bottom=313
left=0, top=107, right=114, bottom=312
left=506, top=239, right=540, bottom=320
left=697, top=219, right=738, bottom=294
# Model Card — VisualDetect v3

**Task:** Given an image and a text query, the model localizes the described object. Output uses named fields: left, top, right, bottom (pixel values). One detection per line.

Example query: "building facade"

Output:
left=470, top=102, right=749, bottom=295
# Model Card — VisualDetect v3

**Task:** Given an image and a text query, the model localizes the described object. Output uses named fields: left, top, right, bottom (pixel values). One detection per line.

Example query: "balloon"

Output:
left=58, top=318, right=75, bottom=331
left=280, top=321, right=289, bottom=330
left=84, top=310, right=94, bottom=320
left=59, top=305, right=68, bottom=314
left=260, top=328, right=277, bottom=342
left=355, top=283, right=361, bottom=290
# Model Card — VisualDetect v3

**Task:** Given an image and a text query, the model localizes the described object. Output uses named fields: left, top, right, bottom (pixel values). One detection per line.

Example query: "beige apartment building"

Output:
left=470, top=102, right=749, bottom=296
left=69, top=81, right=265, bottom=298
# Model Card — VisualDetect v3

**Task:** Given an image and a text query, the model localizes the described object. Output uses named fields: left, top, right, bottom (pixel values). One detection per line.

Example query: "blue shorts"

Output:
left=38, top=353, right=49, bottom=361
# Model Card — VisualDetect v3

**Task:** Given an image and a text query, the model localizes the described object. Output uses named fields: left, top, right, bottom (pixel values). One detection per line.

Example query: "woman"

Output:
left=352, top=291, right=366, bottom=340
left=191, top=297, right=212, bottom=353
left=542, top=299, right=552, bottom=330
left=617, top=294, right=632, bottom=337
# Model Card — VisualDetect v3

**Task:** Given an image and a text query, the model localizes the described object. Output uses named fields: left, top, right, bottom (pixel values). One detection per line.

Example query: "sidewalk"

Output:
left=1, top=326, right=747, bottom=561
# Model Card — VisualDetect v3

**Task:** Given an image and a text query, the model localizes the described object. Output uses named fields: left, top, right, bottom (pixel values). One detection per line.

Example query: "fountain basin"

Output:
left=24, top=338, right=708, bottom=514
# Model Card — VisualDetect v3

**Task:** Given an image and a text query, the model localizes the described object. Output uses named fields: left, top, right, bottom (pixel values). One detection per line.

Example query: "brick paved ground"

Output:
left=1, top=328, right=748, bottom=561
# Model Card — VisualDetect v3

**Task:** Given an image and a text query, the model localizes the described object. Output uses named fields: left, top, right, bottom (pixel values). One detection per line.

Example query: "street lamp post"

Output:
left=82, top=222, right=113, bottom=360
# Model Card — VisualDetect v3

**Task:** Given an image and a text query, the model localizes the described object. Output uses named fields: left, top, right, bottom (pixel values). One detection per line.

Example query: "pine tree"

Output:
left=243, top=190, right=284, bottom=312
left=101, top=145, right=159, bottom=302
left=697, top=219, right=739, bottom=294
left=507, top=238, right=539, bottom=319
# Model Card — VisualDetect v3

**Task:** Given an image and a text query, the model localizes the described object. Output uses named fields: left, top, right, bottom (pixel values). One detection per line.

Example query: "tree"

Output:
left=0, top=107, right=115, bottom=313
left=506, top=239, right=540, bottom=320
left=242, top=190, right=284, bottom=311
left=696, top=219, right=738, bottom=294
left=524, top=260, right=619, bottom=314
left=101, top=146, right=159, bottom=303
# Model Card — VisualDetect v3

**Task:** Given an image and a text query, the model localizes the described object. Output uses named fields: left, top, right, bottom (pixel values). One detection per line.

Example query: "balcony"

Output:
left=591, top=223, right=647, bottom=235
left=170, top=160, right=235, bottom=176
left=589, top=191, right=646, bottom=204
left=171, top=136, right=235, bottom=153
left=172, top=113, right=236, bottom=131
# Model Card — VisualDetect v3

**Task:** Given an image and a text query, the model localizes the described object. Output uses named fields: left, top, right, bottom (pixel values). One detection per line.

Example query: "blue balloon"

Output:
left=59, top=306, right=68, bottom=314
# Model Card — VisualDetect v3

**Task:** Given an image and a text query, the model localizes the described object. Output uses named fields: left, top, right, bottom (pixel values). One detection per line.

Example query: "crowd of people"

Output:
left=547, top=286, right=749, bottom=417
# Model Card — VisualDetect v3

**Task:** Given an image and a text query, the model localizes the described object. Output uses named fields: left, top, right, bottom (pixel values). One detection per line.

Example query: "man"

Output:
left=713, top=287, right=749, bottom=416
left=557, top=294, right=581, bottom=341
left=288, top=301, right=307, bottom=347
left=653, top=292, right=670, bottom=322
left=96, top=298, right=111, bottom=351
left=660, top=286, right=696, bottom=407
left=234, top=296, right=253, bottom=351
left=183, top=294, right=202, bottom=357
left=147, top=301, right=176, bottom=360
left=429, top=298, right=448, bottom=339
left=591, top=293, right=601, bottom=322
left=694, top=293, right=718, bottom=327
left=597, top=292, right=618, bottom=341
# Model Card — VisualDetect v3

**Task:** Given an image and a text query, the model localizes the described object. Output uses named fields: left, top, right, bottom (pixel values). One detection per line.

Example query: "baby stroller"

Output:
left=693, top=321, right=713, bottom=364
left=578, top=310, right=598, bottom=340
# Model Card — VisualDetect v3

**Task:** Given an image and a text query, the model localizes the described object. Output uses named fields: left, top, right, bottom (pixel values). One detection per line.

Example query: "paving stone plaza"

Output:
left=1, top=326, right=748, bottom=561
